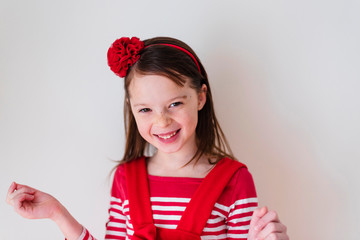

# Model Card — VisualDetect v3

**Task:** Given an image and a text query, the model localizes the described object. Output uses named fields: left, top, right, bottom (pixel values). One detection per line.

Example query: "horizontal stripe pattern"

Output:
left=77, top=163, right=258, bottom=240
left=79, top=196, right=258, bottom=240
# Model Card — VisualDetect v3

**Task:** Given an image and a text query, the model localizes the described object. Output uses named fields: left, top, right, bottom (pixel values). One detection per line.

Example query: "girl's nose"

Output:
left=155, top=111, right=171, bottom=127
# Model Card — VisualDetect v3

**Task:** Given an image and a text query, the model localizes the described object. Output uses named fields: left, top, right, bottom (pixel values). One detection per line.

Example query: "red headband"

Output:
left=107, top=37, right=201, bottom=78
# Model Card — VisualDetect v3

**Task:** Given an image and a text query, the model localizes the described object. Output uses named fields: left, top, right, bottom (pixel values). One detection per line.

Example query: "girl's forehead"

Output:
left=128, top=74, right=192, bottom=100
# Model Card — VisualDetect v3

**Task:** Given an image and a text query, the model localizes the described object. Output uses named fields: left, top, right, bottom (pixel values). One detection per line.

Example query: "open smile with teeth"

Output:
left=156, top=129, right=180, bottom=139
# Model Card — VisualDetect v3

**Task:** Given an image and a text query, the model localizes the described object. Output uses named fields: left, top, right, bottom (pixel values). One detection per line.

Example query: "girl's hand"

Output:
left=6, top=182, right=62, bottom=220
left=6, top=182, right=83, bottom=240
left=248, top=206, right=289, bottom=240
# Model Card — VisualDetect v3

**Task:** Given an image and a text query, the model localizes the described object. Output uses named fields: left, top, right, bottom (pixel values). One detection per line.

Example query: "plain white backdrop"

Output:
left=1, top=0, right=359, bottom=239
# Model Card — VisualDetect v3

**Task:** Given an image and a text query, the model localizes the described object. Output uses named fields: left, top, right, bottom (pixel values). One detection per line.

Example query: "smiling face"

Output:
left=128, top=74, right=206, bottom=157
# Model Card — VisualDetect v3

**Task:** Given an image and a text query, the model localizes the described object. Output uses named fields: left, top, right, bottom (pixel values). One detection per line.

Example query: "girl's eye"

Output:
left=170, top=102, right=182, bottom=108
left=139, top=108, right=151, bottom=113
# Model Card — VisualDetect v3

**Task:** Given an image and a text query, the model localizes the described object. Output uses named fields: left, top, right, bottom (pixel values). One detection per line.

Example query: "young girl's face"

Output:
left=128, top=74, right=206, bottom=156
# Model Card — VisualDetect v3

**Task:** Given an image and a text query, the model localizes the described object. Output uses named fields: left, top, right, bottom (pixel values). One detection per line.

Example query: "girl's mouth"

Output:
left=155, top=129, right=180, bottom=142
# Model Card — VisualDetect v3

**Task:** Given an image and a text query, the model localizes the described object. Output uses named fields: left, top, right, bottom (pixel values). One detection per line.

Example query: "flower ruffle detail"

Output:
left=107, top=37, right=144, bottom=78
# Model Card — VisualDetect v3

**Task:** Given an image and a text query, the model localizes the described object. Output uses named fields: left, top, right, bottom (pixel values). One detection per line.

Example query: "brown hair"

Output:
left=120, top=37, right=234, bottom=165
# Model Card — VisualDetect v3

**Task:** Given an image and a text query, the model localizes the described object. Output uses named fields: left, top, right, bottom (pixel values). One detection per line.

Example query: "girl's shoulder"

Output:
left=114, top=161, right=126, bottom=177
left=228, top=164, right=257, bottom=195
left=217, top=158, right=258, bottom=206
left=111, top=161, right=128, bottom=200
left=113, top=156, right=145, bottom=178
left=111, top=157, right=145, bottom=199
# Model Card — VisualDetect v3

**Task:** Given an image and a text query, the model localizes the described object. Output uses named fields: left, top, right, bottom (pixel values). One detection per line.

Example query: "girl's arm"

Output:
left=7, top=177, right=128, bottom=240
left=6, top=182, right=83, bottom=240
left=247, top=207, right=289, bottom=240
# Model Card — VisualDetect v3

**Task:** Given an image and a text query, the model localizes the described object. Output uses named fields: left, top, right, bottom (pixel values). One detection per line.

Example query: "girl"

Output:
left=7, top=37, right=289, bottom=240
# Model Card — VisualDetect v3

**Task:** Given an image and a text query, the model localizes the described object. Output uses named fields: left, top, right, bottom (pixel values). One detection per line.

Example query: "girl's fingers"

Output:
left=7, top=183, right=36, bottom=206
left=9, top=190, right=34, bottom=204
left=254, top=210, right=280, bottom=231
left=249, top=208, right=289, bottom=240
left=248, top=206, right=268, bottom=238
left=13, top=193, right=35, bottom=210
left=14, top=183, right=36, bottom=192
left=257, top=222, right=287, bottom=239
left=6, top=182, right=17, bottom=203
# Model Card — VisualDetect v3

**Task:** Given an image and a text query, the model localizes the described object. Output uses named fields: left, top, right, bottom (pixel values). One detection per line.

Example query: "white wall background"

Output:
left=1, top=0, right=359, bottom=239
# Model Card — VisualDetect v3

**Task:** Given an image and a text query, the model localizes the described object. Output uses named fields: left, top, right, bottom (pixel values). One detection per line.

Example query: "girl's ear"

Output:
left=198, top=84, right=207, bottom=111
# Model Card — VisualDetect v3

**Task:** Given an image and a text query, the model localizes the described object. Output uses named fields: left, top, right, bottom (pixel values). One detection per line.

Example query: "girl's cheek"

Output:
left=137, top=125, right=150, bottom=140
left=133, top=116, right=149, bottom=134
left=134, top=113, right=151, bottom=123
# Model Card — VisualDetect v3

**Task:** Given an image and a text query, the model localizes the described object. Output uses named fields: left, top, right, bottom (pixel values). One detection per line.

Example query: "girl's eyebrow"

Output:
left=169, top=95, right=188, bottom=102
left=133, top=95, right=188, bottom=108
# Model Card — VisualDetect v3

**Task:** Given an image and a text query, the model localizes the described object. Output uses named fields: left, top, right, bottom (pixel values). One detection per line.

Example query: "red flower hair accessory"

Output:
left=107, top=37, right=144, bottom=78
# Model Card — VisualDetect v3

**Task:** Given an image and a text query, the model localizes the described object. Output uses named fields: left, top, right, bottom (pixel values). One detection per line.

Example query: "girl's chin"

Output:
left=154, top=143, right=182, bottom=154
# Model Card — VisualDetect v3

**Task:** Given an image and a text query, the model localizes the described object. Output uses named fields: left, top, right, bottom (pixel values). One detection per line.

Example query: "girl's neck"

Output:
left=147, top=151, right=214, bottom=178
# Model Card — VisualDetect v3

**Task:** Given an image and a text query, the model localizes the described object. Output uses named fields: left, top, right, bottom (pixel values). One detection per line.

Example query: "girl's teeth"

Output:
left=158, top=131, right=177, bottom=139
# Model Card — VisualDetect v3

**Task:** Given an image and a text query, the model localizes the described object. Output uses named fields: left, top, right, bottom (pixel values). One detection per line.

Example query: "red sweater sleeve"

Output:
left=104, top=165, right=127, bottom=239
left=225, top=167, right=258, bottom=239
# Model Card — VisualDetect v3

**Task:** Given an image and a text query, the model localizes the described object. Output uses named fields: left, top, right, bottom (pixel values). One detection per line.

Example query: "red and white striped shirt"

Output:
left=78, top=162, right=257, bottom=240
